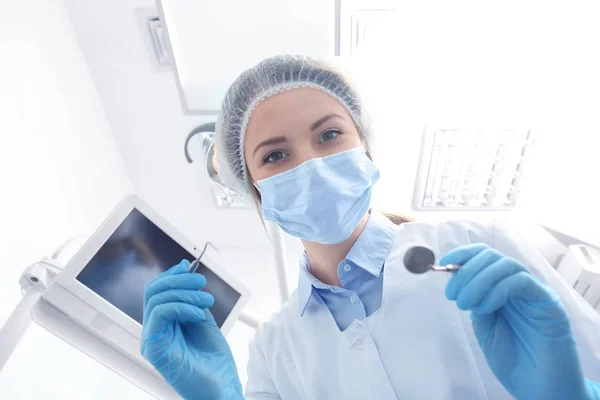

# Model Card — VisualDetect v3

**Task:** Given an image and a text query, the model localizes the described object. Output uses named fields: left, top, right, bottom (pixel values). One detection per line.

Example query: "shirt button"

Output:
left=343, top=264, right=352, bottom=272
left=351, top=337, right=364, bottom=350
left=350, top=294, right=356, bottom=304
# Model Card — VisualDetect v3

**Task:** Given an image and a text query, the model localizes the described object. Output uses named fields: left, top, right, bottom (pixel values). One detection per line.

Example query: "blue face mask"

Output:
left=257, top=147, right=380, bottom=244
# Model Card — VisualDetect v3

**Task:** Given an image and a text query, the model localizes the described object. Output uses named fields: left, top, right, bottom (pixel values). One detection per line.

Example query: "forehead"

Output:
left=244, top=87, right=351, bottom=146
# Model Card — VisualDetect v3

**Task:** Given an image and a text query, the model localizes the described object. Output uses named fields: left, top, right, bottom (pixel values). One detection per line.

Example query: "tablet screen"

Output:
left=76, top=208, right=240, bottom=328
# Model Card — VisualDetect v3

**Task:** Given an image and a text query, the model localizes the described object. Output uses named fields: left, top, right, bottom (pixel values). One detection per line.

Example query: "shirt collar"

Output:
left=298, top=211, right=397, bottom=316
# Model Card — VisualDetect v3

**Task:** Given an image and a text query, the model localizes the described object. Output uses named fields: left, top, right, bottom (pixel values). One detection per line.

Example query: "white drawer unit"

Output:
left=557, top=245, right=600, bottom=312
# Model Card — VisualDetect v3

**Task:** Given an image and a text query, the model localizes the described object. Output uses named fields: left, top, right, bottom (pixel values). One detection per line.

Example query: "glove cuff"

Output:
left=217, top=378, right=244, bottom=400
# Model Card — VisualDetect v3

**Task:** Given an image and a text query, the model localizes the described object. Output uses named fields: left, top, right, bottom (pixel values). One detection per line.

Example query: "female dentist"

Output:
left=141, top=55, right=600, bottom=400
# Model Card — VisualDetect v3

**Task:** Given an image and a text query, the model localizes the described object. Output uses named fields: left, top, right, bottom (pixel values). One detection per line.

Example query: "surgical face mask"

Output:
left=257, top=147, right=380, bottom=244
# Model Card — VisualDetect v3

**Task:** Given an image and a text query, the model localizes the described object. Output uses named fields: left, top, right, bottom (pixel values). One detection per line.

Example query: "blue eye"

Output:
left=263, top=151, right=289, bottom=164
left=319, top=129, right=342, bottom=143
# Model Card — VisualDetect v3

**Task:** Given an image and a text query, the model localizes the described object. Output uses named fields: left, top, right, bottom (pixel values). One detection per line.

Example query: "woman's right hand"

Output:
left=141, top=260, right=244, bottom=400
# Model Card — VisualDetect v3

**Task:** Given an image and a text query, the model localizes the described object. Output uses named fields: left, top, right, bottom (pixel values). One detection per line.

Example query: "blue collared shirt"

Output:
left=247, top=218, right=600, bottom=399
left=298, top=211, right=397, bottom=331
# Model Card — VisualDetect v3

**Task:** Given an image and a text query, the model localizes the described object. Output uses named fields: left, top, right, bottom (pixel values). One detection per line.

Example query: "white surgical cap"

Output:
left=214, top=55, right=368, bottom=194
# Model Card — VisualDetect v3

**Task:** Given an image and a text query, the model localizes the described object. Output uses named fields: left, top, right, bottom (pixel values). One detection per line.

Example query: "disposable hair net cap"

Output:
left=214, top=55, right=370, bottom=195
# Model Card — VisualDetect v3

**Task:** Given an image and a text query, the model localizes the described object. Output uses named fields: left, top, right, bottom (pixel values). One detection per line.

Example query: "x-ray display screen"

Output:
left=77, top=208, right=240, bottom=328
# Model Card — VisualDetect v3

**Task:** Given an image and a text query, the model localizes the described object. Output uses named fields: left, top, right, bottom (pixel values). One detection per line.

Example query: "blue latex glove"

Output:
left=141, top=260, right=244, bottom=400
left=441, top=243, right=593, bottom=400
left=589, top=381, right=600, bottom=399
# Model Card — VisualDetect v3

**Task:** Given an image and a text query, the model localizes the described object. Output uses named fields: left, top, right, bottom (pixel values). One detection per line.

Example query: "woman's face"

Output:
left=244, top=87, right=363, bottom=184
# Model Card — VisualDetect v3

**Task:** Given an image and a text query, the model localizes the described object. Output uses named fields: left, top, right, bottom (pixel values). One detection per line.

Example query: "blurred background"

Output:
left=1, top=0, right=598, bottom=398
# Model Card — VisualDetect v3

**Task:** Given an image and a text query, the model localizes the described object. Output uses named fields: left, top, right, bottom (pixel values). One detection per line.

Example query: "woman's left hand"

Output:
left=441, top=243, right=591, bottom=400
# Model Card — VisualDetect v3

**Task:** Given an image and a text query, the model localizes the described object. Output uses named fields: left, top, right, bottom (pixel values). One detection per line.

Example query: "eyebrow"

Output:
left=253, top=136, right=288, bottom=157
left=310, top=113, right=344, bottom=131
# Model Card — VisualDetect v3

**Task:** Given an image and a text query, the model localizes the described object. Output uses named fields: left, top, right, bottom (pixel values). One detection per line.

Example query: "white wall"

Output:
left=0, top=0, right=139, bottom=398
left=517, top=129, right=600, bottom=248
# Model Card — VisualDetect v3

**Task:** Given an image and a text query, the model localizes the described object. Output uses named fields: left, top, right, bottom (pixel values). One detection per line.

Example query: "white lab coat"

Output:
left=245, top=219, right=600, bottom=399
